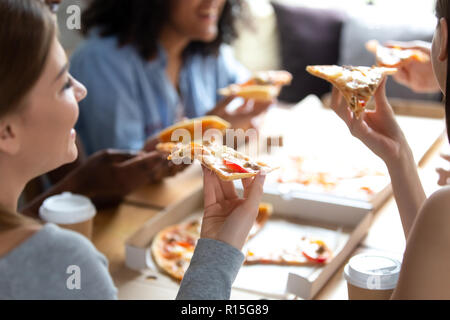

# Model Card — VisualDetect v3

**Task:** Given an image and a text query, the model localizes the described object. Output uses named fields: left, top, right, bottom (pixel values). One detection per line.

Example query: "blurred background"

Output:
left=57, top=0, right=440, bottom=104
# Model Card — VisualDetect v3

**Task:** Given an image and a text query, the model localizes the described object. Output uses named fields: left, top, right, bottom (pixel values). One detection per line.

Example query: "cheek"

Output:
left=431, top=36, right=446, bottom=94
left=24, top=94, right=79, bottom=163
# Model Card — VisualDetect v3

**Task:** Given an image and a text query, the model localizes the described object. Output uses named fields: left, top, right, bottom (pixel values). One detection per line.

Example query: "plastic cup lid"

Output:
left=344, top=254, right=401, bottom=290
left=39, top=192, right=96, bottom=225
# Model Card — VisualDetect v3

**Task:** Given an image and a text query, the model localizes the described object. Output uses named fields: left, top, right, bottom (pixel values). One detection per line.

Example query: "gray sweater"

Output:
left=0, top=223, right=244, bottom=300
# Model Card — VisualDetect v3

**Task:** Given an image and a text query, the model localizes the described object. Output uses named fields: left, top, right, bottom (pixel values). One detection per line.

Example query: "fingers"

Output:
left=202, top=166, right=217, bottom=208
left=440, top=154, right=450, bottom=162
left=218, top=179, right=238, bottom=201
left=373, top=78, right=393, bottom=115
left=214, top=95, right=237, bottom=115
left=142, top=134, right=160, bottom=152
left=96, top=149, right=141, bottom=163
left=244, top=173, right=266, bottom=211
left=241, top=176, right=254, bottom=198
left=436, top=168, right=450, bottom=186
left=330, top=86, right=352, bottom=125
left=117, top=151, right=163, bottom=174
left=384, top=40, right=431, bottom=53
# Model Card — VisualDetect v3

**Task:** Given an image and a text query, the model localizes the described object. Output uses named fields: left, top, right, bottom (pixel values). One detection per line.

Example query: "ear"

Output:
left=438, top=18, right=448, bottom=62
left=0, top=117, right=21, bottom=155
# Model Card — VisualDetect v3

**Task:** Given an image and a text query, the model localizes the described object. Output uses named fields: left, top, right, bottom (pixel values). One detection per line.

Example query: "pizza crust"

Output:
left=366, top=40, right=430, bottom=68
left=219, top=70, right=292, bottom=101
left=158, top=116, right=231, bottom=144
left=306, top=65, right=397, bottom=118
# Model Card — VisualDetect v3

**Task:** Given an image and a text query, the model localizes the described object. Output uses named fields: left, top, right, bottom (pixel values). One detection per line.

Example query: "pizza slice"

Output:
left=306, top=65, right=397, bottom=118
left=151, top=219, right=201, bottom=281
left=219, top=70, right=292, bottom=101
left=151, top=203, right=274, bottom=281
left=158, top=115, right=231, bottom=144
left=167, top=141, right=277, bottom=181
left=245, top=236, right=333, bottom=266
left=366, top=40, right=430, bottom=68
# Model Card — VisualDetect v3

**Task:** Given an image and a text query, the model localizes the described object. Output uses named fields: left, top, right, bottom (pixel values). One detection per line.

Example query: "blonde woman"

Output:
left=0, top=0, right=265, bottom=300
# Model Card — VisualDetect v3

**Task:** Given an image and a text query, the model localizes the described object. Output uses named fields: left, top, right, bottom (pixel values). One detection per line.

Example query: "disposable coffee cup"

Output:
left=39, top=192, right=96, bottom=240
left=344, top=254, right=401, bottom=300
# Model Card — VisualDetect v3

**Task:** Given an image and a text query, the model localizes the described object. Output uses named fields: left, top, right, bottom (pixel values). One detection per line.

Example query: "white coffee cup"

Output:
left=344, top=254, right=401, bottom=300
left=39, top=192, right=96, bottom=240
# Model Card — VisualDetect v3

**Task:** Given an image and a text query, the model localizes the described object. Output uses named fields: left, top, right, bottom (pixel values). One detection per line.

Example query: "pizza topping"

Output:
left=301, top=240, right=331, bottom=264
left=223, top=159, right=250, bottom=173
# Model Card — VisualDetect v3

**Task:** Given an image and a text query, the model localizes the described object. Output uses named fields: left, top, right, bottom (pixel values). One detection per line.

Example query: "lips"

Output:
left=198, top=8, right=219, bottom=21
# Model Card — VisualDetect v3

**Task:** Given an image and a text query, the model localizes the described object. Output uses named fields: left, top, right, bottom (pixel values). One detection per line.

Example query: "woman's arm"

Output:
left=330, top=80, right=426, bottom=239
left=176, top=167, right=265, bottom=300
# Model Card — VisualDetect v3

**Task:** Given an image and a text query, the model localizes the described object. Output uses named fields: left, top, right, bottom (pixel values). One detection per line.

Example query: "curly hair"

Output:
left=81, top=0, right=246, bottom=60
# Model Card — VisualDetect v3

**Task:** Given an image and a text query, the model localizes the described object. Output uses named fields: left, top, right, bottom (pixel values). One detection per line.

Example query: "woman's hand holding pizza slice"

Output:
left=330, top=78, right=409, bottom=165
left=201, top=166, right=266, bottom=251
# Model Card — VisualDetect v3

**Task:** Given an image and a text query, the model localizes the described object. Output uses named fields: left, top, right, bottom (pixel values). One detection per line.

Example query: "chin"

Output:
left=65, top=145, right=79, bottom=163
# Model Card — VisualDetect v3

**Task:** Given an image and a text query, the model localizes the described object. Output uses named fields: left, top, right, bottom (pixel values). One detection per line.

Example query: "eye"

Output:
left=62, top=77, right=74, bottom=92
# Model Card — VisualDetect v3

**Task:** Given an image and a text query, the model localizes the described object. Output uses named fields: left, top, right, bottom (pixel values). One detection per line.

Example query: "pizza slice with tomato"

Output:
left=245, top=236, right=333, bottom=266
left=219, top=70, right=293, bottom=101
left=366, top=40, right=430, bottom=68
left=151, top=203, right=274, bottom=281
left=167, top=141, right=277, bottom=181
left=306, top=65, right=397, bottom=118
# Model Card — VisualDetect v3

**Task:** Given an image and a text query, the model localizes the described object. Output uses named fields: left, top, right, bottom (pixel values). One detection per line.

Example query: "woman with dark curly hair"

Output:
left=70, top=0, right=271, bottom=155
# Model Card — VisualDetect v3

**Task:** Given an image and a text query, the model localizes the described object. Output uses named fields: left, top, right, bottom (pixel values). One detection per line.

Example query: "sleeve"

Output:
left=8, top=224, right=118, bottom=300
left=175, top=238, right=245, bottom=300
left=218, top=44, right=251, bottom=86
left=70, top=44, right=146, bottom=155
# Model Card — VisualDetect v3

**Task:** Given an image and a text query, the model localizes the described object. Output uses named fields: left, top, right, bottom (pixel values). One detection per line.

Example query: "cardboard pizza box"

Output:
left=125, top=186, right=373, bottom=300
left=246, top=95, right=445, bottom=214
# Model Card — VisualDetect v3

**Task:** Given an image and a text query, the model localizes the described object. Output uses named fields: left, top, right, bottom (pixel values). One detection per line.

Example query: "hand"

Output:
left=384, top=40, right=440, bottom=93
left=210, top=96, right=275, bottom=131
left=330, top=79, right=409, bottom=164
left=200, top=166, right=266, bottom=251
left=436, top=154, right=450, bottom=186
left=64, top=149, right=186, bottom=207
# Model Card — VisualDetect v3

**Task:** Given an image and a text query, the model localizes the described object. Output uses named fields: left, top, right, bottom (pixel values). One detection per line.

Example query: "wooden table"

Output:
left=91, top=104, right=448, bottom=300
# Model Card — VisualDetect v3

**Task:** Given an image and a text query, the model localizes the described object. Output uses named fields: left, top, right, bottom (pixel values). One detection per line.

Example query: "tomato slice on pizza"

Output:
left=366, top=40, right=430, bottom=68
left=306, top=65, right=397, bottom=118
left=167, top=141, right=277, bottom=181
left=219, top=70, right=292, bottom=101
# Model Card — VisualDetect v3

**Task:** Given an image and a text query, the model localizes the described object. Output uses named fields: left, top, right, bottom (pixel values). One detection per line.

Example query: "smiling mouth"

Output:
left=198, top=9, right=219, bottom=20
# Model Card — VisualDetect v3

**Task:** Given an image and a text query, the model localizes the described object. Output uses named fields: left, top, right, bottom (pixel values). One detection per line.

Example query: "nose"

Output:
left=73, top=77, right=87, bottom=102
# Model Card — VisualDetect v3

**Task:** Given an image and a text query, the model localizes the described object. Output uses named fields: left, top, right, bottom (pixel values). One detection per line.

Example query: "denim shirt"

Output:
left=70, top=33, right=249, bottom=155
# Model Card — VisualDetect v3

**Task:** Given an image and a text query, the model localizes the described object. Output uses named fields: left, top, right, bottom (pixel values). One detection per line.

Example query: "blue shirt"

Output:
left=70, top=33, right=250, bottom=155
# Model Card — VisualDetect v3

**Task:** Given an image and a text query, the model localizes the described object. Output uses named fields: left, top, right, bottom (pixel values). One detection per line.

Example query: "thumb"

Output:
left=214, top=95, right=236, bottom=114
left=374, top=78, right=394, bottom=116
left=244, top=173, right=266, bottom=213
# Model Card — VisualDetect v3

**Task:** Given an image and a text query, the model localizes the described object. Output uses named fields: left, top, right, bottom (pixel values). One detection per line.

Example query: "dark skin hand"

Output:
left=22, top=148, right=186, bottom=217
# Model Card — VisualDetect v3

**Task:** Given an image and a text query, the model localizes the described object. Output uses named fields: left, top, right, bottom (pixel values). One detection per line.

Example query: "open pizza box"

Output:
left=125, top=184, right=373, bottom=300
left=239, top=95, right=445, bottom=214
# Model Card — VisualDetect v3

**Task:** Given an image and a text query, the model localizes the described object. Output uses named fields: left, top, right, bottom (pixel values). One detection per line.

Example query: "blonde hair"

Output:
left=0, top=206, right=40, bottom=232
